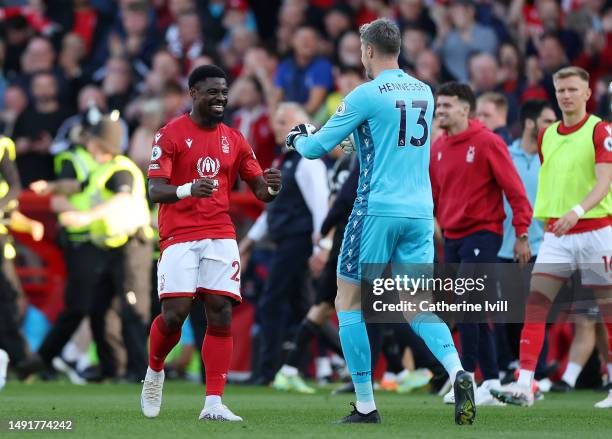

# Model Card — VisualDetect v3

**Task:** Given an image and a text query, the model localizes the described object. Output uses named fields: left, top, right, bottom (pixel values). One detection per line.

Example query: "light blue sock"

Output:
left=411, top=312, right=463, bottom=382
left=337, top=310, right=373, bottom=403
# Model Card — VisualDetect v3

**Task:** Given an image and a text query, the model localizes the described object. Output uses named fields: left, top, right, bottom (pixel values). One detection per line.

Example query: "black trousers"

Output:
left=256, top=234, right=312, bottom=382
left=38, top=241, right=105, bottom=364
left=0, top=238, right=29, bottom=364
left=89, top=237, right=152, bottom=379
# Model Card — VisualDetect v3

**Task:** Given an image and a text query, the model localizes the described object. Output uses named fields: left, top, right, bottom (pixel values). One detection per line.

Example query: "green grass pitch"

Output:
left=1, top=381, right=611, bottom=438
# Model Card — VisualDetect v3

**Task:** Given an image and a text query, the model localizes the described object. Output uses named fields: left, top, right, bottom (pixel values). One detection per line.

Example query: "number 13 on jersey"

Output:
left=395, top=100, right=429, bottom=147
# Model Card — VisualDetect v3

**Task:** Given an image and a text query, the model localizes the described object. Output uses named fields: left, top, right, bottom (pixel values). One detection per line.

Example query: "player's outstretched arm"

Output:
left=148, top=177, right=217, bottom=203
left=245, top=168, right=282, bottom=203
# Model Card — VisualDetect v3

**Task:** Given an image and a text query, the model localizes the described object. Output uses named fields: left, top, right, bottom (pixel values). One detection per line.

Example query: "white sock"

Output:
left=146, top=367, right=163, bottom=378
left=204, top=395, right=222, bottom=409
left=356, top=400, right=376, bottom=414
left=607, top=363, right=612, bottom=381
left=383, top=371, right=398, bottom=381
left=441, top=352, right=463, bottom=385
left=280, top=365, right=298, bottom=377
left=397, top=369, right=410, bottom=381
left=517, top=369, right=534, bottom=388
left=561, top=362, right=582, bottom=387
left=482, top=379, right=501, bottom=389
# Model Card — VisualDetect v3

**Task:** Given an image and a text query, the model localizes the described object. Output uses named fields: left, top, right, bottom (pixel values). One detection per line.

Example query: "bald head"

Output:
left=273, top=103, right=310, bottom=145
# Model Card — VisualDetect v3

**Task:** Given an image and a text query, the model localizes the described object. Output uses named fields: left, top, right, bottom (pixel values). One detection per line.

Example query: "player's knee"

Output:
left=161, top=308, right=188, bottom=331
left=204, top=295, right=232, bottom=325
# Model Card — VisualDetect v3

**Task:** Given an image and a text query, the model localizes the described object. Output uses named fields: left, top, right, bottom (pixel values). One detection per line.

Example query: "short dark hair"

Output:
left=188, top=65, right=227, bottom=89
left=359, top=18, right=401, bottom=56
left=519, top=100, right=553, bottom=131
left=436, top=82, right=476, bottom=112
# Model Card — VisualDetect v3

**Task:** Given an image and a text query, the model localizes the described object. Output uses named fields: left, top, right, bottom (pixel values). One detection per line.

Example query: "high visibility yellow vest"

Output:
left=0, top=137, right=17, bottom=258
left=0, top=136, right=17, bottom=206
left=54, top=146, right=99, bottom=238
left=84, top=155, right=151, bottom=248
left=534, top=115, right=612, bottom=220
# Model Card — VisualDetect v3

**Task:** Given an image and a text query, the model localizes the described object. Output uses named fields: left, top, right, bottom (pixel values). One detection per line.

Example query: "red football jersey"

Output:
left=148, top=113, right=263, bottom=251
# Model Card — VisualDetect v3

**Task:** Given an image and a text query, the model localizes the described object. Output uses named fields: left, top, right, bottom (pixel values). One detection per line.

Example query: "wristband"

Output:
left=268, top=186, right=280, bottom=196
left=176, top=182, right=193, bottom=199
left=571, top=204, right=585, bottom=218
left=318, top=237, right=333, bottom=251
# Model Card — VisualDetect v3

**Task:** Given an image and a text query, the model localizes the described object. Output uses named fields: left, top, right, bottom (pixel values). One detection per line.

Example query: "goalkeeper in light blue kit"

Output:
left=286, top=18, right=475, bottom=425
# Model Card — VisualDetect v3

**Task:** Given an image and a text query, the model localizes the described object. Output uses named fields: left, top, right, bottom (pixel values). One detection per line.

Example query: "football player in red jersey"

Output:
left=141, top=65, right=281, bottom=421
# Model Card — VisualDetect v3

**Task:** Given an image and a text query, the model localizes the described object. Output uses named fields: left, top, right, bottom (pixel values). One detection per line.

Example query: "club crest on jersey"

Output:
left=154, top=132, right=162, bottom=143
left=466, top=146, right=476, bottom=163
left=221, top=136, right=230, bottom=153
left=197, top=156, right=221, bottom=178
left=185, top=138, right=193, bottom=148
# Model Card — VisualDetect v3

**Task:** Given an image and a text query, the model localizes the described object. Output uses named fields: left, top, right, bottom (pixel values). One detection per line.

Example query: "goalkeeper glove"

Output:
left=338, top=133, right=356, bottom=154
left=285, top=123, right=316, bottom=151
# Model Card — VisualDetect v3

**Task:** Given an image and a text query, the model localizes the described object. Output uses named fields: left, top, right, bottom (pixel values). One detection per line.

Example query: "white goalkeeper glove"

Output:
left=338, top=133, right=356, bottom=154
left=285, top=123, right=316, bottom=151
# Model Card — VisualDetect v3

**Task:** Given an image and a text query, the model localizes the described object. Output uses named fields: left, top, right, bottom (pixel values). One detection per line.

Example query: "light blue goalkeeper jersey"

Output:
left=295, top=69, right=434, bottom=219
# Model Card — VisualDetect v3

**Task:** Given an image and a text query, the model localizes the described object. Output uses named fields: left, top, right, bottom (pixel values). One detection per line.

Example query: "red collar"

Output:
left=558, top=114, right=589, bottom=135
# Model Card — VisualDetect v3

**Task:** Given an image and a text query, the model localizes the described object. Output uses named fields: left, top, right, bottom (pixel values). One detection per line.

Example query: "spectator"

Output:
left=0, top=40, right=7, bottom=110
left=415, top=49, right=445, bottom=91
left=395, top=0, right=437, bottom=38
left=242, top=46, right=278, bottom=107
left=272, top=26, right=334, bottom=115
left=323, top=5, right=354, bottom=44
left=220, top=25, right=259, bottom=79
left=336, top=31, right=362, bottom=69
left=129, top=98, right=164, bottom=173
left=276, top=1, right=307, bottom=56
left=229, top=76, right=277, bottom=170
left=574, top=28, right=612, bottom=111
left=3, top=15, right=34, bottom=77
left=538, top=32, right=569, bottom=108
left=51, top=85, right=129, bottom=154
left=160, top=80, right=188, bottom=123
left=167, top=9, right=204, bottom=74
left=144, top=49, right=182, bottom=95
left=13, top=72, right=72, bottom=185
left=399, top=25, right=428, bottom=73
left=0, top=86, right=28, bottom=137
left=476, top=92, right=512, bottom=144
left=96, top=56, right=135, bottom=114
left=526, top=0, right=582, bottom=62
left=434, top=0, right=499, bottom=82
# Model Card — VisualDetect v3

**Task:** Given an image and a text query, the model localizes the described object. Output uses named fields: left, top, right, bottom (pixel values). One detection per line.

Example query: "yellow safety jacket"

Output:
left=84, top=155, right=151, bottom=248
left=54, top=145, right=99, bottom=239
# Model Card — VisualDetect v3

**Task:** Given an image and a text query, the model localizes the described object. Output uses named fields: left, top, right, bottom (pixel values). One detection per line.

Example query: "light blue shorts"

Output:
left=337, top=214, right=434, bottom=284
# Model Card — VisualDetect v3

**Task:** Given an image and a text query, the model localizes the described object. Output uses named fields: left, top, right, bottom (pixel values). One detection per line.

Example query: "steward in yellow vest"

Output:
left=0, top=136, right=45, bottom=379
left=30, top=116, right=152, bottom=381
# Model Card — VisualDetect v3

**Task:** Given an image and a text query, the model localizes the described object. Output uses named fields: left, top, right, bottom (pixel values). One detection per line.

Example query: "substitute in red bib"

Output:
left=141, top=65, right=281, bottom=422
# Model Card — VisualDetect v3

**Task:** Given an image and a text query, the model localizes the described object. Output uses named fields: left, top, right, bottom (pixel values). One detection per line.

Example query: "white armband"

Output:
left=176, top=182, right=193, bottom=199
left=572, top=204, right=585, bottom=218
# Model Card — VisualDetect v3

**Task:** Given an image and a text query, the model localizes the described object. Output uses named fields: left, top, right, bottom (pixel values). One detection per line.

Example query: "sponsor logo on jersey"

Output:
left=151, top=146, right=162, bottom=161
left=185, top=138, right=193, bottom=148
left=221, top=136, right=230, bottom=153
left=149, top=163, right=160, bottom=170
left=197, top=156, right=221, bottom=178
left=466, top=146, right=476, bottom=163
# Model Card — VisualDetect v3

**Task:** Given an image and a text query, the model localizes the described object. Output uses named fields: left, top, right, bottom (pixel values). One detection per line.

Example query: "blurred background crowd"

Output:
left=0, top=0, right=611, bottom=395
